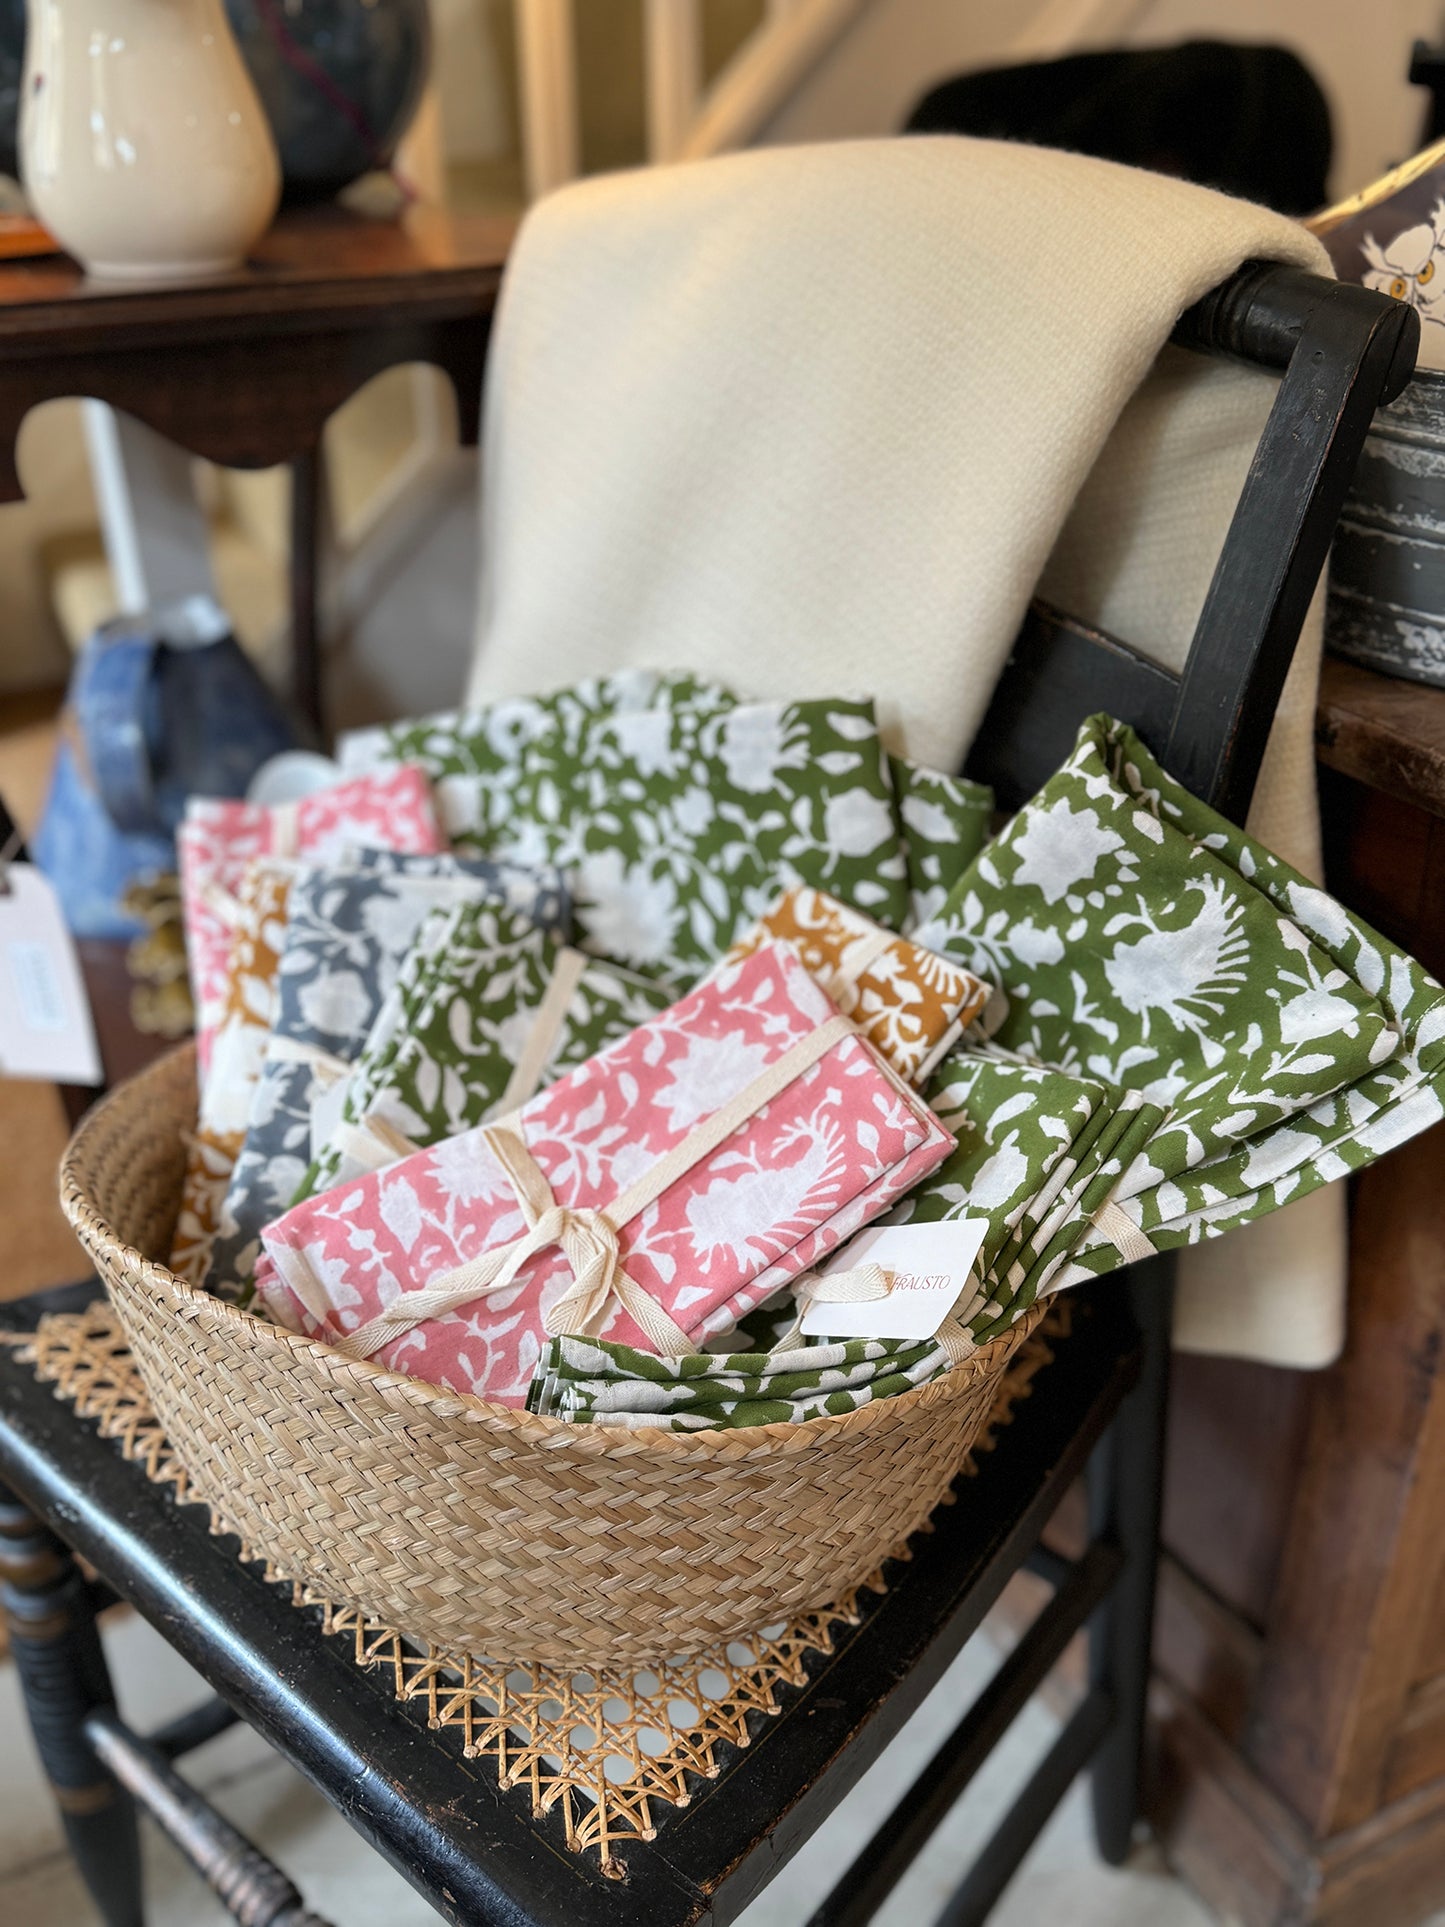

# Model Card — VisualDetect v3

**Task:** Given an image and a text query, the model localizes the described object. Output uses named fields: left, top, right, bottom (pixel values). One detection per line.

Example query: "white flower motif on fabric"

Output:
left=578, top=851, right=681, bottom=967
left=824, top=788, right=895, bottom=860
left=654, top=1032, right=775, bottom=1133
left=1012, top=799, right=1125, bottom=904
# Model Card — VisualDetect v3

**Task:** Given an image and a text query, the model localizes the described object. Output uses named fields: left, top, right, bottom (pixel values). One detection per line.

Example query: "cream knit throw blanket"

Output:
left=465, top=138, right=1344, bottom=1367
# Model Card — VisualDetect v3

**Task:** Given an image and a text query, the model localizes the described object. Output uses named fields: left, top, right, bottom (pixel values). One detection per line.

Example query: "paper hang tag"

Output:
left=0, top=864, right=102, bottom=1084
left=310, top=1072, right=351, bottom=1162
left=799, top=1220, right=990, bottom=1342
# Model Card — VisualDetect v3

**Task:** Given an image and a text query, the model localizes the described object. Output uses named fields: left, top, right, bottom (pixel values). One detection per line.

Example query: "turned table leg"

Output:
left=0, top=1481, right=144, bottom=1926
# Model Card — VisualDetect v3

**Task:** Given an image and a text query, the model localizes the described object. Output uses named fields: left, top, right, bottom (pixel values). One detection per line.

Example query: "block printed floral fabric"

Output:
left=915, top=715, right=1445, bottom=1282
left=528, top=1328, right=963, bottom=1428
left=177, top=766, right=443, bottom=1077
left=338, top=670, right=738, bottom=847
left=206, top=852, right=569, bottom=1299
left=169, top=860, right=294, bottom=1289
left=506, top=695, right=911, bottom=979
left=256, top=943, right=955, bottom=1406
left=724, top=885, right=991, bottom=1084
left=301, top=899, right=678, bottom=1199
left=889, top=756, right=994, bottom=932
left=530, top=1041, right=1148, bottom=1426
left=341, top=674, right=915, bottom=979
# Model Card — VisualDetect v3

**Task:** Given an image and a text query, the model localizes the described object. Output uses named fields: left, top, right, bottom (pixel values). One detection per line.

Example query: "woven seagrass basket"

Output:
left=60, top=1044, right=1043, bottom=1666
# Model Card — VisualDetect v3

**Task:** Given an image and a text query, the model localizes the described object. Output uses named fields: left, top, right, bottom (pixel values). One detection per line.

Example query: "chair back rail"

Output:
left=968, top=265, right=1419, bottom=825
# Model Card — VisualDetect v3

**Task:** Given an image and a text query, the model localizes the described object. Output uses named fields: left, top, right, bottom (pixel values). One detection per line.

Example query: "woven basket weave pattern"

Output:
left=61, top=1045, right=1041, bottom=1666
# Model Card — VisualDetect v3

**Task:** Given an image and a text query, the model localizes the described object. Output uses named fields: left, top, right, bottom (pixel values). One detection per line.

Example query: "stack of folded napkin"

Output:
left=162, top=676, right=1445, bottom=1433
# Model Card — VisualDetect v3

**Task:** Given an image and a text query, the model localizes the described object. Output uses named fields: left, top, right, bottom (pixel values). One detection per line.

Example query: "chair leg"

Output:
left=0, top=1481, right=144, bottom=1927
left=1086, top=1254, right=1175, bottom=1866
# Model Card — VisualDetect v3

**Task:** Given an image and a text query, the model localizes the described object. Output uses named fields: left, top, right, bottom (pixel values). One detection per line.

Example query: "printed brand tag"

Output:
left=0, top=864, right=102, bottom=1083
left=799, top=1219, right=990, bottom=1342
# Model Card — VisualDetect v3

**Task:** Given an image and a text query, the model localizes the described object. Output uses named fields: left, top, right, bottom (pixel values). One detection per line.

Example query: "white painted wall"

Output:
left=761, top=0, right=1445, bottom=200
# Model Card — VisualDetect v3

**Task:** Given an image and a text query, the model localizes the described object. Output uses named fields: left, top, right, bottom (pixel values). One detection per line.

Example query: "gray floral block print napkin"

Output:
left=917, top=714, right=1445, bottom=1283
left=299, top=897, right=679, bottom=1200
left=206, top=850, right=569, bottom=1299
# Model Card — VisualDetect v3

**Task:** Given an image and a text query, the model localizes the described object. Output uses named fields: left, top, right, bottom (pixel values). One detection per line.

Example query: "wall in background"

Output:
left=760, top=0, right=1445, bottom=201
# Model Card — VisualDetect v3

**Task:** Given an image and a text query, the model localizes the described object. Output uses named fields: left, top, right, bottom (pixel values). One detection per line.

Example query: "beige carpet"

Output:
left=0, top=688, right=86, bottom=1301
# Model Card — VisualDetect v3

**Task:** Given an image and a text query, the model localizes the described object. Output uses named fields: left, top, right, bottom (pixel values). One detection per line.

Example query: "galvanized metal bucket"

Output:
left=1329, top=368, right=1445, bottom=684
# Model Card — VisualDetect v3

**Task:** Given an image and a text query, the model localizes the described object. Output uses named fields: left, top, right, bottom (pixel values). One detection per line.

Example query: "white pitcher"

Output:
left=21, top=0, right=281, bottom=281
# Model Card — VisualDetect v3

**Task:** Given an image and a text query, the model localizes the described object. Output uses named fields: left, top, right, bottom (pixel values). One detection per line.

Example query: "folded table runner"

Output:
left=300, top=898, right=679, bottom=1199
left=169, top=858, right=295, bottom=1289
left=500, top=693, right=911, bottom=977
left=256, top=941, right=955, bottom=1405
left=723, top=884, right=990, bottom=1084
left=206, top=850, right=569, bottom=1299
left=177, top=766, right=444, bottom=1079
left=888, top=756, right=994, bottom=932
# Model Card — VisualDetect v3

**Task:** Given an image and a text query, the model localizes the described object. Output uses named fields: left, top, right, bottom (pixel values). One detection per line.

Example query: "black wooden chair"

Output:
left=0, top=261, right=1418, bottom=1927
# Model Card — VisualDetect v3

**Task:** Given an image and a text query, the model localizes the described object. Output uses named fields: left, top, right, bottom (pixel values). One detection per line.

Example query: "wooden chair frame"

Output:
left=0, top=263, right=1418, bottom=1927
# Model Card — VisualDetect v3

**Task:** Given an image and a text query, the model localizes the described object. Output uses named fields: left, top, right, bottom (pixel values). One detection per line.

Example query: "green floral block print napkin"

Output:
left=338, top=669, right=739, bottom=848
left=889, top=756, right=994, bottom=932
left=918, top=714, right=1445, bottom=1275
left=527, top=1330, right=960, bottom=1429
left=300, top=897, right=679, bottom=1199
left=508, top=695, right=910, bottom=979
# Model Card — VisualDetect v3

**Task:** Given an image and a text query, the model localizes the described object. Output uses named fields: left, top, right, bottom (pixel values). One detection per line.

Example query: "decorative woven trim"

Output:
left=4, top=1300, right=1067, bottom=1870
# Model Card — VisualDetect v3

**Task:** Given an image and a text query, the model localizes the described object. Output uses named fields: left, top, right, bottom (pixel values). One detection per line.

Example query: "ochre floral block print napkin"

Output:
left=724, top=885, right=991, bottom=1084
left=300, top=899, right=679, bottom=1201
left=177, top=766, right=444, bottom=1078
left=206, top=851, right=569, bottom=1300
left=169, top=859, right=294, bottom=1289
left=917, top=714, right=1445, bottom=1278
left=255, top=942, right=954, bottom=1406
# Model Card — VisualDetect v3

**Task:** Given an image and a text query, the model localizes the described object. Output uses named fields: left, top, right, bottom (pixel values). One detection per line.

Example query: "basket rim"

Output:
left=60, top=1042, right=1045, bottom=1457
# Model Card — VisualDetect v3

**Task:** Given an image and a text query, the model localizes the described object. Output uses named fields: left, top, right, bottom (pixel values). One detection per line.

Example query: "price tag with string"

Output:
left=0, top=805, right=102, bottom=1084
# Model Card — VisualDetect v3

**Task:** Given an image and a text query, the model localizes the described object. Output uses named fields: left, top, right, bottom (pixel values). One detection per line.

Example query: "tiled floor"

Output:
left=0, top=1610, right=1217, bottom=1927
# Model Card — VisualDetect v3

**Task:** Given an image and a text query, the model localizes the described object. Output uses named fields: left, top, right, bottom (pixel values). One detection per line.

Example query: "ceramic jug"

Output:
left=20, top=0, right=280, bottom=280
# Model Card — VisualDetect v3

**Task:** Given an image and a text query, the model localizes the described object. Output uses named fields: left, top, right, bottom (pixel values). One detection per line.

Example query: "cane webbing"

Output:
left=6, top=1301, right=1065, bottom=1868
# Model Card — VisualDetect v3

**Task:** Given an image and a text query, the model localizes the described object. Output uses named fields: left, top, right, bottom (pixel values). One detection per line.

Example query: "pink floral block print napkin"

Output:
left=257, top=942, right=955, bottom=1406
left=178, top=767, right=443, bottom=1076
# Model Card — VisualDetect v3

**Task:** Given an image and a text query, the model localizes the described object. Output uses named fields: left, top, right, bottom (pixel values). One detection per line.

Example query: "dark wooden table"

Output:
left=0, top=204, right=515, bottom=733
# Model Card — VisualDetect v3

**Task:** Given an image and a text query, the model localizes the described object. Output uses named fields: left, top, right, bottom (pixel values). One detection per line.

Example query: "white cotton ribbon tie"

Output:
left=330, top=1011, right=859, bottom=1362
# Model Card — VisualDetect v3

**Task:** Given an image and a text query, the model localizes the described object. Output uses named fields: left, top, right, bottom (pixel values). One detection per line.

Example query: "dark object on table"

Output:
left=0, top=0, right=20, bottom=180
left=906, top=40, right=1331, bottom=216
left=224, top=0, right=431, bottom=204
left=1328, top=368, right=1445, bottom=685
left=31, top=596, right=298, bottom=938
left=1411, top=39, right=1445, bottom=146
